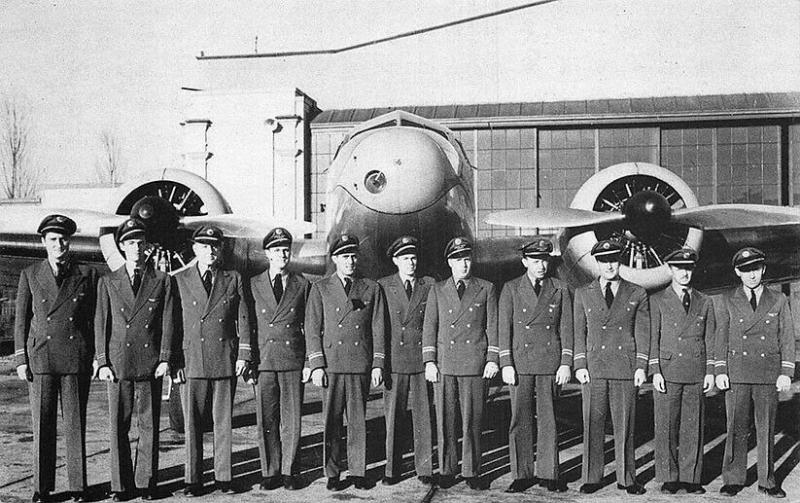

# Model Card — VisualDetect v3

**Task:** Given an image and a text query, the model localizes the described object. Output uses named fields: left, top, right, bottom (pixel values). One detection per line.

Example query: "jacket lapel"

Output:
left=50, top=262, right=84, bottom=313
left=743, top=287, right=776, bottom=332
left=333, top=276, right=355, bottom=324
left=730, top=287, right=755, bottom=326
left=204, top=270, right=230, bottom=315
left=675, top=287, right=700, bottom=334
left=605, top=280, right=632, bottom=322
left=405, top=276, right=427, bottom=322
left=527, top=277, right=556, bottom=325
left=452, top=279, right=482, bottom=324
left=443, top=279, right=461, bottom=324
left=34, top=260, right=59, bottom=298
left=273, top=274, right=300, bottom=320
left=109, top=267, right=135, bottom=314
left=254, top=271, right=278, bottom=312
left=131, top=268, right=159, bottom=317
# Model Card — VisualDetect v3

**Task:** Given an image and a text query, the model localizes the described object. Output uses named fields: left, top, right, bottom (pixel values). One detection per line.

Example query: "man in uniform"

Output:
left=648, top=248, right=715, bottom=495
left=248, top=227, right=309, bottom=491
left=306, top=234, right=386, bottom=491
left=14, top=214, right=98, bottom=503
left=499, top=238, right=572, bottom=494
left=378, top=236, right=434, bottom=486
left=714, top=247, right=795, bottom=499
left=422, top=236, right=498, bottom=490
left=173, top=225, right=251, bottom=496
left=573, top=239, right=648, bottom=495
left=95, top=218, right=175, bottom=501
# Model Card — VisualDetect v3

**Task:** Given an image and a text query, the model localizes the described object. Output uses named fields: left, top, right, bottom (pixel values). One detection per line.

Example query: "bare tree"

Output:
left=0, top=96, right=42, bottom=199
left=96, top=129, right=123, bottom=185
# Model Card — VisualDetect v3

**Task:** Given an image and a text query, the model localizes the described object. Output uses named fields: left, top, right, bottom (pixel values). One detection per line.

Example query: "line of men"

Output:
left=13, top=213, right=796, bottom=502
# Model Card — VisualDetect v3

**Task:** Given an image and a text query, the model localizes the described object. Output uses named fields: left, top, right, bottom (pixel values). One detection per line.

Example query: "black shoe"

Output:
left=326, top=476, right=343, bottom=492
left=183, top=485, right=202, bottom=498
left=351, top=476, right=372, bottom=490
left=71, top=492, right=87, bottom=503
left=418, top=475, right=434, bottom=485
left=660, top=482, right=679, bottom=494
left=32, top=492, right=51, bottom=503
left=580, top=483, right=602, bottom=494
left=465, top=477, right=487, bottom=490
left=215, top=481, right=232, bottom=493
left=543, top=479, right=567, bottom=492
left=618, top=483, right=646, bottom=495
left=505, top=479, right=532, bottom=493
left=759, top=486, right=787, bottom=498
left=382, top=475, right=400, bottom=486
left=684, top=483, right=705, bottom=494
left=282, top=475, right=298, bottom=490
left=720, top=484, right=744, bottom=496
left=112, top=491, right=133, bottom=502
left=438, top=475, right=456, bottom=489
left=259, top=476, right=281, bottom=490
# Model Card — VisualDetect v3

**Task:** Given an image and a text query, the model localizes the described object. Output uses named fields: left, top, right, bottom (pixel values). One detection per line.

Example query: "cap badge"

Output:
left=603, top=242, right=610, bottom=249
left=127, top=221, right=135, bottom=227
left=275, top=229, right=283, bottom=236
left=742, top=251, right=750, bottom=258
left=206, top=229, right=214, bottom=235
left=56, top=216, right=65, bottom=222
left=402, top=237, right=410, bottom=243
left=455, top=238, right=462, bottom=245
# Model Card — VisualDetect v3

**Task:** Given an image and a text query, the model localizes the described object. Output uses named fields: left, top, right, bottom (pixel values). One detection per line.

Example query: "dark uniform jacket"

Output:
left=649, top=286, right=715, bottom=383
left=714, top=286, right=795, bottom=384
left=378, top=274, right=433, bottom=374
left=422, top=277, right=499, bottom=376
left=94, top=266, right=175, bottom=381
left=174, top=267, right=251, bottom=378
left=250, top=270, right=310, bottom=371
left=498, top=275, right=573, bottom=375
left=14, top=260, right=97, bottom=375
left=573, top=279, right=650, bottom=379
left=305, top=275, right=386, bottom=374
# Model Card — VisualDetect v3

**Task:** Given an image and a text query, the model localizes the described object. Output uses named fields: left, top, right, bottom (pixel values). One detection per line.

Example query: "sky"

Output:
left=1, top=0, right=798, bottom=186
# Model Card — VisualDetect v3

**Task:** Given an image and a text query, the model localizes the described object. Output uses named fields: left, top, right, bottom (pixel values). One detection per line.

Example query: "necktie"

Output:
left=404, top=280, right=412, bottom=300
left=604, top=282, right=614, bottom=309
left=682, top=288, right=690, bottom=313
left=54, top=262, right=65, bottom=287
left=749, top=288, right=757, bottom=311
left=534, top=279, right=541, bottom=297
left=273, top=274, right=283, bottom=303
left=456, top=280, right=465, bottom=300
left=202, top=270, right=212, bottom=295
left=344, top=277, right=352, bottom=296
left=132, top=269, right=142, bottom=296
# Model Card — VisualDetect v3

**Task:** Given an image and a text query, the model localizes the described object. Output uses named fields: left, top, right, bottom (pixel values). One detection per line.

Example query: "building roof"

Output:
left=312, top=92, right=800, bottom=128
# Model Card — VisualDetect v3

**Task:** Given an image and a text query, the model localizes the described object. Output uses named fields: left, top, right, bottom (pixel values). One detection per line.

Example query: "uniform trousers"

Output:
left=581, top=378, right=637, bottom=486
left=323, top=373, right=370, bottom=478
left=383, top=372, right=433, bottom=478
left=183, top=377, right=236, bottom=484
left=30, top=373, right=91, bottom=493
left=509, top=374, right=559, bottom=480
left=434, top=374, right=486, bottom=477
left=254, top=370, right=303, bottom=477
left=653, top=381, right=704, bottom=484
left=108, top=378, right=162, bottom=492
left=722, top=383, right=778, bottom=488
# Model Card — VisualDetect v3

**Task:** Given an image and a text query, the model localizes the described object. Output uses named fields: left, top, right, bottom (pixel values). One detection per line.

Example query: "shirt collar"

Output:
left=671, top=283, right=691, bottom=298
left=269, top=269, right=286, bottom=283
left=398, top=273, right=415, bottom=284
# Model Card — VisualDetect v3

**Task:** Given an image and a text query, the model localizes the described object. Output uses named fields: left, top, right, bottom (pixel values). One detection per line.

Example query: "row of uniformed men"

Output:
left=13, top=214, right=796, bottom=502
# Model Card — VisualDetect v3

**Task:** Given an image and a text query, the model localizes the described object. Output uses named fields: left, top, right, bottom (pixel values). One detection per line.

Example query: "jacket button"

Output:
left=743, top=335, right=747, bottom=339
left=285, top=341, right=290, bottom=345
left=525, top=343, right=529, bottom=347
left=219, top=319, right=223, bottom=322
left=336, top=307, right=340, bottom=312
left=47, top=336, right=51, bottom=339
left=200, top=319, right=204, bottom=323
left=739, top=319, right=744, bottom=323
left=126, top=324, right=130, bottom=328
left=262, top=309, right=266, bottom=313
left=602, top=325, right=606, bottom=330
left=618, top=346, right=622, bottom=350
left=765, top=320, right=770, bottom=324
left=743, top=351, right=747, bottom=356
left=338, top=341, right=343, bottom=345
left=69, top=335, right=74, bottom=339
left=525, top=326, right=530, bottom=329
left=402, top=327, right=406, bottom=331
left=145, top=324, right=149, bottom=328
left=450, top=340, right=455, bottom=344
left=41, top=299, right=46, bottom=303
left=193, top=301, right=197, bottom=306
left=468, top=307, right=473, bottom=312
left=286, top=324, right=290, bottom=328
left=450, top=324, right=455, bottom=329
left=219, top=338, right=223, bottom=341
left=396, top=310, right=401, bottom=314
left=200, top=338, right=205, bottom=342
left=46, top=317, right=51, bottom=321
left=466, top=340, right=470, bottom=344
left=546, top=325, right=550, bottom=329
left=761, top=353, right=765, bottom=357
left=399, top=341, right=404, bottom=346
left=619, top=327, right=623, bottom=330
left=448, top=309, right=453, bottom=313
left=149, top=307, right=153, bottom=311
left=338, top=324, right=343, bottom=328
left=144, top=343, right=149, bottom=348
left=761, top=336, right=765, bottom=340
left=601, top=345, right=605, bottom=349
left=522, top=309, right=527, bottom=313
left=355, top=325, right=360, bottom=329
left=69, top=317, right=73, bottom=321
left=354, top=341, right=359, bottom=346
left=678, top=337, right=682, bottom=341
left=466, top=323, right=471, bottom=328
left=678, top=353, right=682, bottom=356
left=674, top=322, right=678, bottom=326
left=418, top=341, right=421, bottom=345
left=270, top=323, right=274, bottom=327
left=121, top=308, right=124, bottom=312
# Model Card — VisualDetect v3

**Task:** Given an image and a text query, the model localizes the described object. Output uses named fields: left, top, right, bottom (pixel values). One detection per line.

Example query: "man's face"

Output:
left=598, top=258, right=620, bottom=281
left=266, top=246, right=291, bottom=273
left=120, top=238, right=147, bottom=265
left=448, top=256, right=472, bottom=280
left=193, top=242, right=221, bottom=268
left=522, top=257, right=548, bottom=280
left=392, top=254, right=417, bottom=277
left=41, top=232, right=69, bottom=261
left=735, top=264, right=765, bottom=289
left=332, top=253, right=357, bottom=277
left=669, top=264, right=694, bottom=288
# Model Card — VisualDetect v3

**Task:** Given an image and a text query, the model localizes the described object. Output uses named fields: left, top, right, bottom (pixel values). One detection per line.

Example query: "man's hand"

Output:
left=301, top=367, right=312, bottom=383
left=235, top=359, right=248, bottom=377
left=154, top=362, right=169, bottom=378
left=172, top=368, right=186, bottom=385
left=98, top=366, right=116, bottom=382
left=634, top=369, right=646, bottom=387
left=483, top=361, right=499, bottom=379
left=575, top=368, right=590, bottom=384
left=501, top=366, right=516, bottom=385
left=652, top=373, right=666, bottom=393
left=425, top=362, right=439, bottom=383
left=715, top=374, right=729, bottom=390
left=16, top=364, right=32, bottom=382
left=703, top=374, right=715, bottom=393
left=776, top=375, right=791, bottom=393
left=311, top=368, right=328, bottom=388
left=371, top=368, right=383, bottom=388
left=555, top=365, right=571, bottom=385
left=92, top=360, right=100, bottom=379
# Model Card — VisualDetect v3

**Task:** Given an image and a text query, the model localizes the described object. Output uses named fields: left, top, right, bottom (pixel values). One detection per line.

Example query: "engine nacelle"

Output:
left=559, top=162, right=703, bottom=291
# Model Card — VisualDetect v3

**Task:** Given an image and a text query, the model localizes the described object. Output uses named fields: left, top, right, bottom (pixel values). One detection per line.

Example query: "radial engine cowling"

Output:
left=559, top=162, right=703, bottom=291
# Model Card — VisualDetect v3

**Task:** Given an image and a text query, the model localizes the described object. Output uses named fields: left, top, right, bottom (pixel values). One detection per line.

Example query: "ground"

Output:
left=0, top=354, right=798, bottom=503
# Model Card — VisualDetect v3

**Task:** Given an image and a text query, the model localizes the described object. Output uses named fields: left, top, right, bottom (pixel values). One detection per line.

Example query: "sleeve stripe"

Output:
left=422, top=346, right=436, bottom=352
left=561, top=349, right=573, bottom=355
left=373, top=353, right=385, bottom=358
left=574, top=353, right=586, bottom=360
left=648, top=359, right=659, bottom=364
left=307, top=352, right=324, bottom=359
left=781, top=361, right=795, bottom=368
left=14, top=349, right=25, bottom=355
left=636, top=353, right=648, bottom=360
left=487, top=346, right=500, bottom=353
left=499, top=350, right=511, bottom=356
left=714, top=361, right=726, bottom=367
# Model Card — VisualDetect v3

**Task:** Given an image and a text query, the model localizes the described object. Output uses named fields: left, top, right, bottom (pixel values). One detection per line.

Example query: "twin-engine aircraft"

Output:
left=2, top=110, right=800, bottom=300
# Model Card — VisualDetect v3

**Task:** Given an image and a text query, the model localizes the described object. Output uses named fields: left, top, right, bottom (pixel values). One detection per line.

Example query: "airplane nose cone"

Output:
left=336, top=128, right=450, bottom=214
left=622, top=190, right=671, bottom=240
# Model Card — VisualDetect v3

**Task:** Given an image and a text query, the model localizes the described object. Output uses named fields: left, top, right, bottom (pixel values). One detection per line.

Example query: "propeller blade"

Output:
left=0, top=205, right=126, bottom=236
left=181, top=214, right=316, bottom=238
left=673, top=204, right=800, bottom=230
left=485, top=208, right=625, bottom=229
